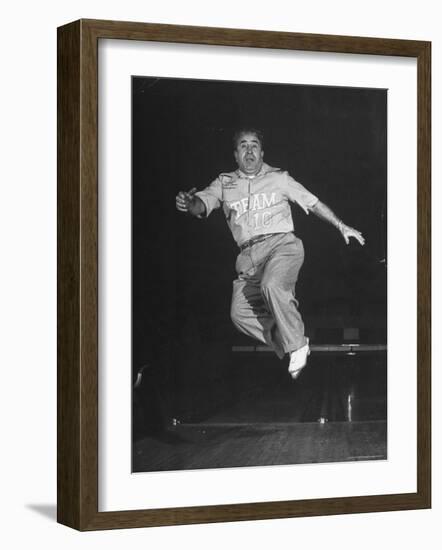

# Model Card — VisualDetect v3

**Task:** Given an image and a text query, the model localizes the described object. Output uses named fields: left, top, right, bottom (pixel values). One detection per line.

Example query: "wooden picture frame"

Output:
left=57, top=18, right=431, bottom=530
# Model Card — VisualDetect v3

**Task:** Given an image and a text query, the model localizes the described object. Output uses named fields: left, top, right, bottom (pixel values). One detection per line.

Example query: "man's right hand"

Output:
left=176, top=188, right=199, bottom=214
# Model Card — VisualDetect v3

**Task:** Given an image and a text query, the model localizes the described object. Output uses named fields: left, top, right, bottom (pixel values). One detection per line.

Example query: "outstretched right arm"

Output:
left=175, top=187, right=206, bottom=217
left=177, top=177, right=223, bottom=218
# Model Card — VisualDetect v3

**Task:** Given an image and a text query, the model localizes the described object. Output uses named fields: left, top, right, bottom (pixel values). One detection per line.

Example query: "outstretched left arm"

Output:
left=310, top=200, right=365, bottom=246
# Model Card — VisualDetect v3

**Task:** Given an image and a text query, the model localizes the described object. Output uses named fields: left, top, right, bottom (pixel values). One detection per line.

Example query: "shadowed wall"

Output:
left=132, top=77, right=387, bottom=426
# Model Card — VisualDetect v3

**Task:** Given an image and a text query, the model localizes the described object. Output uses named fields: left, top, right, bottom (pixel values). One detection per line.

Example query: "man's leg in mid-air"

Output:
left=230, top=233, right=307, bottom=359
left=260, top=234, right=307, bottom=355
left=231, top=273, right=285, bottom=358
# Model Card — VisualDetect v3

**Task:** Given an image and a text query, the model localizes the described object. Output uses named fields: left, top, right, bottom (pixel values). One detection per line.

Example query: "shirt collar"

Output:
left=235, top=162, right=277, bottom=179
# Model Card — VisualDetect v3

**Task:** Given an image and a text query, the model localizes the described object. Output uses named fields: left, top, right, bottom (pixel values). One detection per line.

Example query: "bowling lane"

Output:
left=132, top=350, right=387, bottom=472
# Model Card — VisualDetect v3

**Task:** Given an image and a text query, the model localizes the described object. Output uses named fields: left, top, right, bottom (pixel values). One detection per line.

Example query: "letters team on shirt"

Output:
left=195, top=162, right=319, bottom=247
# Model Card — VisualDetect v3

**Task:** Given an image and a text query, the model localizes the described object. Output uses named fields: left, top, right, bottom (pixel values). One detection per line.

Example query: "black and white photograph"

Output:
left=131, top=76, right=387, bottom=473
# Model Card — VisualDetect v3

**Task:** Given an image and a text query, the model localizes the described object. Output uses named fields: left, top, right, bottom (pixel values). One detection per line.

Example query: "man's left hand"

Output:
left=339, top=223, right=365, bottom=246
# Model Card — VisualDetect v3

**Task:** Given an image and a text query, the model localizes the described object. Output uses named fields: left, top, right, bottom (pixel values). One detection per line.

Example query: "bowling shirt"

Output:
left=195, top=162, right=319, bottom=247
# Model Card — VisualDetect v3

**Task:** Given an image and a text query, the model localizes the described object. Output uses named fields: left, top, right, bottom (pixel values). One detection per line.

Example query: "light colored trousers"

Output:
left=231, top=232, right=307, bottom=359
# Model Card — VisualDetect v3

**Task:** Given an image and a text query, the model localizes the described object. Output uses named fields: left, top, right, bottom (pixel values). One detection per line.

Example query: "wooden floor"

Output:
left=133, top=421, right=386, bottom=472
left=132, top=351, right=387, bottom=472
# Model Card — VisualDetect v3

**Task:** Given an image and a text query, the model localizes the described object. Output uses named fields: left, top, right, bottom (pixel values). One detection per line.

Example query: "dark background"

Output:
left=132, top=76, right=387, bottom=428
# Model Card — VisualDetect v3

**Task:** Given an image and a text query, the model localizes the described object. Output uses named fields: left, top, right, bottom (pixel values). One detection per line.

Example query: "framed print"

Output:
left=57, top=19, right=431, bottom=530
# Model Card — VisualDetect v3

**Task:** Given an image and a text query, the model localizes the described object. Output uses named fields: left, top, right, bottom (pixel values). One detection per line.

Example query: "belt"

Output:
left=239, top=233, right=279, bottom=251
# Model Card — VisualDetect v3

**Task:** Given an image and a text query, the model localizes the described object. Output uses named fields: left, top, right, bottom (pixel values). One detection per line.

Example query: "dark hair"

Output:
left=233, top=128, right=264, bottom=149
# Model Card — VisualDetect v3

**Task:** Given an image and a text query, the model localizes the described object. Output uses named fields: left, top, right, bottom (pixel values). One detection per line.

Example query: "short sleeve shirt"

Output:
left=195, top=163, right=318, bottom=247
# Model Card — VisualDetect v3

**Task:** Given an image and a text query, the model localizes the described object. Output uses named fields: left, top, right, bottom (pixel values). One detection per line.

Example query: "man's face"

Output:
left=234, top=132, right=264, bottom=175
